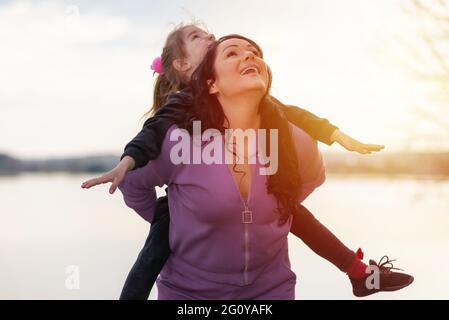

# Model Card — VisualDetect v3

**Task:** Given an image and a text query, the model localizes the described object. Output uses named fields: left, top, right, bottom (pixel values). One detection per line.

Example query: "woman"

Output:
left=117, top=34, right=412, bottom=299
left=84, top=25, right=412, bottom=299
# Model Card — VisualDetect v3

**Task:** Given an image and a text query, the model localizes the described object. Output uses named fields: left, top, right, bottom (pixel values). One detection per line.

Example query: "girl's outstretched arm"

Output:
left=271, top=96, right=384, bottom=154
left=81, top=89, right=192, bottom=193
left=121, top=89, right=192, bottom=169
left=329, top=129, right=384, bottom=154
left=81, top=155, right=135, bottom=194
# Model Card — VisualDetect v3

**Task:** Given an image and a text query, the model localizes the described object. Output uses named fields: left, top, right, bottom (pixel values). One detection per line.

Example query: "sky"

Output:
left=0, top=0, right=448, bottom=159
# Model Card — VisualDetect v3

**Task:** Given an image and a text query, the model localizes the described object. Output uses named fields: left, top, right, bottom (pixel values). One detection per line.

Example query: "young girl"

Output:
left=82, top=24, right=413, bottom=299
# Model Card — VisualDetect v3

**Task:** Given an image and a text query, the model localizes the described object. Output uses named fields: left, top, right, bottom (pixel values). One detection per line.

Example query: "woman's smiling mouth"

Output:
left=240, top=64, right=260, bottom=76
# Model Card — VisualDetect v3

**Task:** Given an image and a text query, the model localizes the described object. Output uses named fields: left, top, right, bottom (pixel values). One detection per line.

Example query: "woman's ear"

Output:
left=208, top=79, right=218, bottom=94
left=172, top=58, right=192, bottom=73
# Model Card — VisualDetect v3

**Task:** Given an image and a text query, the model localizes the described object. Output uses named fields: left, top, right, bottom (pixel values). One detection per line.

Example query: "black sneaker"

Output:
left=350, top=255, right=414, bottom=297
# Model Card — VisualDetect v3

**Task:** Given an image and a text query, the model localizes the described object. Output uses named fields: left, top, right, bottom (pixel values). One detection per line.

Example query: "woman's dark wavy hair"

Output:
left=186, top=34, right=302, bottom=225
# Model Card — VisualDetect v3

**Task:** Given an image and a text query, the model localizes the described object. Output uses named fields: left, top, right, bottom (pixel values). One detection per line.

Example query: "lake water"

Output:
left=1, top=173, right=448, bottom=299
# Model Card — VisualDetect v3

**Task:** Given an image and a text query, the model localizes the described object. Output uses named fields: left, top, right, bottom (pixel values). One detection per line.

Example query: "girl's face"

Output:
left=209, top=38, right=269, bottom=99
left=180, top=26, right=216, bottom=76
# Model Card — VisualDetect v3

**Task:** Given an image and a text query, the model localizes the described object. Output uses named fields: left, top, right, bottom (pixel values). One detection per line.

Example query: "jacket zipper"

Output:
left=225, top=159, right=254, bottom=286
left=242, top=201, right=252, bottom=285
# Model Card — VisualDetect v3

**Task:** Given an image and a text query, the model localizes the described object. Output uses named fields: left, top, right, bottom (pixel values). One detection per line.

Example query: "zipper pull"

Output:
left=242, top=202, right=252, bottom=224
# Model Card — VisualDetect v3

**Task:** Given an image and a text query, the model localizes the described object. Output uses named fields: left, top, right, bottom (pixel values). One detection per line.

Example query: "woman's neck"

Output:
left=218, top=94, right=261, bottom=130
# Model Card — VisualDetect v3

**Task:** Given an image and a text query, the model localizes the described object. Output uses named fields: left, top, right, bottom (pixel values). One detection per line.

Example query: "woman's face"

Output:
left=182, top=26, right=216, bottom=73
left=209, top=38, right=269, bottom=99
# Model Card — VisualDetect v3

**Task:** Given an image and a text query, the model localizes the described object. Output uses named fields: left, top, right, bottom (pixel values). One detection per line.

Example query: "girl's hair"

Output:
left=145, top=23, right=200, bottom=119
left=188, top=34, right=302, bottom=225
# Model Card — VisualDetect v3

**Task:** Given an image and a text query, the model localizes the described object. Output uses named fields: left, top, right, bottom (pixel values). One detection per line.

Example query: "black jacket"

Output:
left=121, top=88, right=338, bottom=169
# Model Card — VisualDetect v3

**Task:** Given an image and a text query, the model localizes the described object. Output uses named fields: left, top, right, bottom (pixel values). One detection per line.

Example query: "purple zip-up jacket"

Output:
left=118, top=123, right=325, bottom=300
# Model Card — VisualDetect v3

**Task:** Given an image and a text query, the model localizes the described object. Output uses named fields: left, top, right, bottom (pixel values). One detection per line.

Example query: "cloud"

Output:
left=0, top=1, right=163, bottom=157
left=0, top=0, right=446, bottom=157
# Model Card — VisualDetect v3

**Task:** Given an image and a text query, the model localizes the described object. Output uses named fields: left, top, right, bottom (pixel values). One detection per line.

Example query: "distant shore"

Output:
left=1, top=152, right=448, bottom=177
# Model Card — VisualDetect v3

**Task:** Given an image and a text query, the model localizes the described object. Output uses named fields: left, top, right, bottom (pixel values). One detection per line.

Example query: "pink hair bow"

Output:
left=151, top=56, right=164, bottom=75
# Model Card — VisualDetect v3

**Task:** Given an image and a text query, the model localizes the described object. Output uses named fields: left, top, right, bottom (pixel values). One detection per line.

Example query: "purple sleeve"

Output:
left=118, top=126, right=180, bottom=223
left=290, top=124, right=326, bottom=203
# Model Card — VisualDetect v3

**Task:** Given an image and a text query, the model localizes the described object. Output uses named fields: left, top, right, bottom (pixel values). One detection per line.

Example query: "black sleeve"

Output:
left=270, top=96, right=338, bottom=145
left=120, top=88, right=193, bottom=169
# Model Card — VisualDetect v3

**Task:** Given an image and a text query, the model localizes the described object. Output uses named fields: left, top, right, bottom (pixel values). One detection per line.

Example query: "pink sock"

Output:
left=346, top=248, right=368, bottom=279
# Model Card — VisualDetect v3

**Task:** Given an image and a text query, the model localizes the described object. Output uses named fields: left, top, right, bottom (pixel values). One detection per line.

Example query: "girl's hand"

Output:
left=330, top=130, right=384, bottom=154
left=81, top=156, right=135, bottom=194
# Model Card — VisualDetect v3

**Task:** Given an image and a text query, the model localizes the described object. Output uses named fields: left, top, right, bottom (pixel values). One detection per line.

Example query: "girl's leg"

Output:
left=291, top=204, right=414, bottom=297
left=119, top=195, right=171, bottom=300
left=290, top=204, right=355, bottom=272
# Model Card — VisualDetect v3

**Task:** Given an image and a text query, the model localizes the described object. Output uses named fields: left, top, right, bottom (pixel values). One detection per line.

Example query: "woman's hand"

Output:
left=330, top=130, right=384, bottom=154
left=81, top=156, right=136, bottom=194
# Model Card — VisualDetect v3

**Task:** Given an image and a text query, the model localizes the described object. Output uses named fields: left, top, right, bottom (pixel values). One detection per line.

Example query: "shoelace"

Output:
left=374, top=255, right=404, bottom=273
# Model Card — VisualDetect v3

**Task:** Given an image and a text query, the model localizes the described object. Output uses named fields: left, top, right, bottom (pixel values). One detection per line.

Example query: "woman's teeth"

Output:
left=241, top=67, right=258, bottom=75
